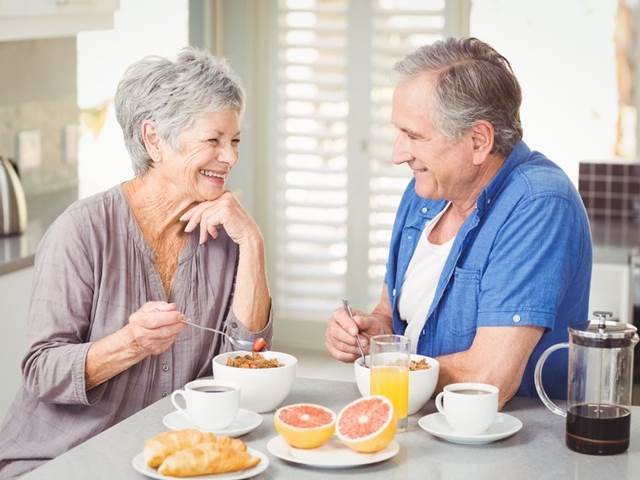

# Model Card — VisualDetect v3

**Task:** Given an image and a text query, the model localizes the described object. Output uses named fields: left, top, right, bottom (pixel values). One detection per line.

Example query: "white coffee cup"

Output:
left=171, top=379, right=240, bottom=430
left=435, top=383, right=499, bottom=434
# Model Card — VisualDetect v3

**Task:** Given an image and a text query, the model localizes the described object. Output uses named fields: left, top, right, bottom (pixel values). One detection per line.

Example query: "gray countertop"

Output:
left=23, top=377, right=640, bottom=480
left=0, top=187, right=77, bottom=274
left=0, top=187, right=637, bottom=275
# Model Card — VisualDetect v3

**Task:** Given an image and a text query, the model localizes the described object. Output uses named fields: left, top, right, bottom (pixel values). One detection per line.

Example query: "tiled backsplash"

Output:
left=578, top=162, right=640, bottom=222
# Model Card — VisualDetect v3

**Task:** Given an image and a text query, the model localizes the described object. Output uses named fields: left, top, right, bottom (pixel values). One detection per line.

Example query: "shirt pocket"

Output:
left=444, top=267, right=481, bottom=336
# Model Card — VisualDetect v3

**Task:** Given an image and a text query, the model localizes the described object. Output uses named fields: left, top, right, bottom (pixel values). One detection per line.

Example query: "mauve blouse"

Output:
left=0, top=185, right=272, bottom=478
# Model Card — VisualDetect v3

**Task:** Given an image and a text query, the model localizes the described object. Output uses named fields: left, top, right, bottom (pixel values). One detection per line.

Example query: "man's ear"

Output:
left=471, top=120, right=494, bottom=166
left=141, top=120, right=162, bottom=163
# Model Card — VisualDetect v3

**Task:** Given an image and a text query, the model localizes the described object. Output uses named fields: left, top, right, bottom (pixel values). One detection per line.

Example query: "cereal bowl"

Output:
left=212, top=351, right=297, bottom=413
left=354, top=354, right=439, bottom=415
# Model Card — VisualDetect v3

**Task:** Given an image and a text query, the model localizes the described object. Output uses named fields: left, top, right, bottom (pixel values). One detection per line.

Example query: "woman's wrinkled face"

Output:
left=158, top=109, right=241, bottom=202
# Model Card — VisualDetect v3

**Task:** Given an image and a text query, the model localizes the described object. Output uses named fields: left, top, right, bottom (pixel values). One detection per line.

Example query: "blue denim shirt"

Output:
left=385, top=141, right=592, bottom=399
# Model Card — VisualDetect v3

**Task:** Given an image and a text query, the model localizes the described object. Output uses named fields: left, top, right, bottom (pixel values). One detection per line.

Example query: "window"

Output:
left=269, top=0, right=469, bottom=322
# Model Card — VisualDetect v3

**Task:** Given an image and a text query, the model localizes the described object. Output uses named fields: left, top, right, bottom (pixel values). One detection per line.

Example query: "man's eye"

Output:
left=232, top=139, right=241, bottom=145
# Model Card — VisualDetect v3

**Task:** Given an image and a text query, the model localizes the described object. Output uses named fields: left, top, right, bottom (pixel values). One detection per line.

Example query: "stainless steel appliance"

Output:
left=0, top=156, right=27, bottom=236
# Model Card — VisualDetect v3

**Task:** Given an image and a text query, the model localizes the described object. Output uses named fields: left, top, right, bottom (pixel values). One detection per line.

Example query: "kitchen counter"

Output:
left=23, top=377, right=640, bottom=480
left=0, top=190, right=637, bottom=274
left=591, top=220, right=640, bottom=264
left=0, top=187, right=77, bottom=274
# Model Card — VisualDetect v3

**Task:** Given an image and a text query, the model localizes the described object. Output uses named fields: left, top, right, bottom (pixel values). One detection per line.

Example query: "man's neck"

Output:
left=449, top=153, right=505, bottom=222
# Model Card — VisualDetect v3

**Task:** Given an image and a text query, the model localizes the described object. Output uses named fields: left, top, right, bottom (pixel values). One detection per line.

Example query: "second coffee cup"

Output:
left=435, top=383, right=499, bottom=434
left=171, top=379, right=240, bottom=430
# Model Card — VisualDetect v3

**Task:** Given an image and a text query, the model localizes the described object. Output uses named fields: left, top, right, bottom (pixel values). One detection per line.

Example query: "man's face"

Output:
left=391, top=72, right=476, bottom=201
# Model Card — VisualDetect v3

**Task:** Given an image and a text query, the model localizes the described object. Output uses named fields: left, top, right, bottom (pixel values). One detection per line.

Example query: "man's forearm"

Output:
left=232, top=236, right=270, bottom=332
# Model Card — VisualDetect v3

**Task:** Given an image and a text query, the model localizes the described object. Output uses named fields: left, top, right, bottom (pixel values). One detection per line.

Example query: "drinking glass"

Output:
left=370, top=334, right=410, bottom=431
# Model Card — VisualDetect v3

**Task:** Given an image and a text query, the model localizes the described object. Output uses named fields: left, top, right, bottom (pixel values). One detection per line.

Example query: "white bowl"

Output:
left=212, top=351, right=297, bottom=413
left=354, top=354, right=440, bottom=415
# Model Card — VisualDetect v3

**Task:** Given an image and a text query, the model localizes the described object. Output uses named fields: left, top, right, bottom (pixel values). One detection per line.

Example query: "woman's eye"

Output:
left=208, top=138, right=219, bottom=145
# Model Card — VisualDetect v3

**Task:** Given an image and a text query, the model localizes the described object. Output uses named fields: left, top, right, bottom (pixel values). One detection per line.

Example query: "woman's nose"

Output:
left=218, top=145, right=238, bottom=166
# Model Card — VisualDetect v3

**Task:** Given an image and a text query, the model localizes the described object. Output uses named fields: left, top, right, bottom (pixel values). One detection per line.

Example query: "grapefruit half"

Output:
left=335, top=395, right=396, bottom=453
left=274, top=403, right=336, bottom=449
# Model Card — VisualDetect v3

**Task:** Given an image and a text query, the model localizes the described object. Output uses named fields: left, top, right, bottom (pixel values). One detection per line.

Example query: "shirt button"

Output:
left=421, top=207, right=428, bottom=213
left=162, top=363, right=169, bottom=372
left=231, top=322, right=238, bottom=329
left=392, top=288, right=396, bottom=297
left=512, top=314, right=521, bottom=323
left=161, top=392, right=168, bottom=398
left=408, top=235, right=413, bottom=240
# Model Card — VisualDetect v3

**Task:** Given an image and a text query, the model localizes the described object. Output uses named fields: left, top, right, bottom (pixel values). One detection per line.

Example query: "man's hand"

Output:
left=324, top=308, right=390, bottom=362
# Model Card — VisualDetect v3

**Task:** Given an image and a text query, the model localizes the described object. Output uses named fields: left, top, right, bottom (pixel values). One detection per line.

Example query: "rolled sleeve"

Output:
left=477, top=195, right=584, bottom=331
left=224, top=301, right=274, bottom=350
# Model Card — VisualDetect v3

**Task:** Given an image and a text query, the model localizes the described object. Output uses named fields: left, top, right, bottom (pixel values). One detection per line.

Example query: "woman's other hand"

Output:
left=180, top=192, right=261, bottom=246
left=124, top=301, right=187, bottom=356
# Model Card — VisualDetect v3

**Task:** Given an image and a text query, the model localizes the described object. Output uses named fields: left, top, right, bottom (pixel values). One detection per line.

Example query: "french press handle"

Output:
left=534, top=342, right=569, bottom=417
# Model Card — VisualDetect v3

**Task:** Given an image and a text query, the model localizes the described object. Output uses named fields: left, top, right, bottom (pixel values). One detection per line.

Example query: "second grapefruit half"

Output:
left=274, top=403, right=336, bottom=449
left=335, top=395, right=396, bottom=453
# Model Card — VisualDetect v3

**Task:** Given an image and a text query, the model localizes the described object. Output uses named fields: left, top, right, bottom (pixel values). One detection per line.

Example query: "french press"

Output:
left=535, top=311, right=638, bottom=455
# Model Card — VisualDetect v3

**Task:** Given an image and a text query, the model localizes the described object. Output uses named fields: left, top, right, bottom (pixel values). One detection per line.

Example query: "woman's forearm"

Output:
left=232, top=235, right=270, bottom=332
left=85, top=326, right=146, bottom=390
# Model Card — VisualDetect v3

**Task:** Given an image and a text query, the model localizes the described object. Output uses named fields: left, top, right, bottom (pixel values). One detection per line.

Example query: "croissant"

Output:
left=144, top=429, right=216, bottom=468
left=158, top=442, right=260, bottom=477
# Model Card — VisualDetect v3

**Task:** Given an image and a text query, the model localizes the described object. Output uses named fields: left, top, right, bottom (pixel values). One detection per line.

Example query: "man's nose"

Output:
left=392, top=133, right=412, bottom=165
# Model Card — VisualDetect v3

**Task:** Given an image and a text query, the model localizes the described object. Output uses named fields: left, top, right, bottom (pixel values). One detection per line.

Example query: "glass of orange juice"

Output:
left=370, top=334, right=410, bottom=432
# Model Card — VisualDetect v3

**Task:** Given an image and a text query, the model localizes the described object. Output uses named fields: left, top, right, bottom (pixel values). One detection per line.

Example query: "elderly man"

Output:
left=325, top=37, right=591, bottom=407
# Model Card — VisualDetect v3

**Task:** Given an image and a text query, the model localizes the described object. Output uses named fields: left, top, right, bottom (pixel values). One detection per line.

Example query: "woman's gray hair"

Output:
left=115, top=47, right=245, bottom=175
left=393, top=37, right=522, bottom=156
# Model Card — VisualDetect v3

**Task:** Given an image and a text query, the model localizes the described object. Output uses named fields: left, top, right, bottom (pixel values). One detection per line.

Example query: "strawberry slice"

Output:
left=252, top=337, right=267, bottom=352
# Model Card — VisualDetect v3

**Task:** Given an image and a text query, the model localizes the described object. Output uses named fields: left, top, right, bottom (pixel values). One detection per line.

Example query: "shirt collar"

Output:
left=476, top=140, right=531, bottom=216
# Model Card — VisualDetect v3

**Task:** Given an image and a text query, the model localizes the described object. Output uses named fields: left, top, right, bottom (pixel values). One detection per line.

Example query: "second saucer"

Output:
left=163, top=408, right=262, bottom=438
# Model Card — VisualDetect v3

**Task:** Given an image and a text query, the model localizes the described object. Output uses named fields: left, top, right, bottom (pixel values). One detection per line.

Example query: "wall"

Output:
left=0, top=38, right=78, bottom=194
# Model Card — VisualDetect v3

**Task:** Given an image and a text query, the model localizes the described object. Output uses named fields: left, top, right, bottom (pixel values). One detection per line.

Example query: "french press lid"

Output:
left=569, top=311, right=639, bottom=348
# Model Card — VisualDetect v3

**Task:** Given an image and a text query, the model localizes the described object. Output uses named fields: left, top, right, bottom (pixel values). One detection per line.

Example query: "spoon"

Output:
left=342, top=299, right=367, bottom=368
left=181, top=318, right=257, bottom=352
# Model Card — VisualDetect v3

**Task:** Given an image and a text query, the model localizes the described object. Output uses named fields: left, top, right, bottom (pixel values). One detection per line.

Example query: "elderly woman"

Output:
left=0, top=48, right=271, bottom=478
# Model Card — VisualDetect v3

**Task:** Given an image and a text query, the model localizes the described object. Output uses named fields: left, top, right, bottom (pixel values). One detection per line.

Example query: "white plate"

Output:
left=131, top=448, right=268, bottom=480
left=418, top=412, right=523, bottom=445
left=266, top=435, right=399, bottom=469
left=162, top=409, right=262, bottom=438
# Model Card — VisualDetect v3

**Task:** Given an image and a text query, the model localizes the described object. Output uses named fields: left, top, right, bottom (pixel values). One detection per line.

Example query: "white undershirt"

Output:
left=398, top=203, right=454, bottom=353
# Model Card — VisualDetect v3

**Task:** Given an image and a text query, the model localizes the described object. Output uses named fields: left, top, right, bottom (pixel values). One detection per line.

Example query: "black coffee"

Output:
left=453, top=389, right=490, bottom=395
left=192, top=386, right=235, bottom=394
left=566, top=403, right=631, bottom=455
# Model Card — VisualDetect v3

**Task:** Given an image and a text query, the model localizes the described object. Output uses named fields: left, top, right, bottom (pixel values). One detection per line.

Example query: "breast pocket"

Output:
left=443, top=267, right=480, bottom=336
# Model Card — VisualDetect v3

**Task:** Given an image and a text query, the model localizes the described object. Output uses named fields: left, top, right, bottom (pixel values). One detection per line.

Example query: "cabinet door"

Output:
left=589, top=262, right=632, bottom=324
left=0, top=267, right=33, bottom=418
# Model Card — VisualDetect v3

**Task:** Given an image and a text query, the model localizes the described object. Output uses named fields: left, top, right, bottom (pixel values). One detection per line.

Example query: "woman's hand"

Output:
left=324, top=307, right=392, bottom=362
left=123, top=301, right=186, bottom=357
left=180, top=192, right=262, bottom=247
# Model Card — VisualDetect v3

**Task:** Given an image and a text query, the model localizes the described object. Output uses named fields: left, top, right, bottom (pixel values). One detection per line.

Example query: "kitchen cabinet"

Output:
left=0, top=0, right=119, bottom=41
left=589, top=261, right=633, bottom=324
left=0, top=266, right=33, bottom=418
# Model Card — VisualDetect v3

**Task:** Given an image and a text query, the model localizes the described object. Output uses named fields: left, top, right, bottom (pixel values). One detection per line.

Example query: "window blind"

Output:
left=273, top=0, right=467, bottom=321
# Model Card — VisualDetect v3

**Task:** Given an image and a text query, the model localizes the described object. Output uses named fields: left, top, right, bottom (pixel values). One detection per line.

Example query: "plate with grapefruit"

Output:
left=268, top=396, right=400, bottom=468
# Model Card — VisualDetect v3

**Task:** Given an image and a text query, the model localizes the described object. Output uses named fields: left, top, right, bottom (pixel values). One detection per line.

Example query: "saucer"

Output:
left=163, top=409, right=262, bottom=437
left=418, top=412, right=523, bottom=445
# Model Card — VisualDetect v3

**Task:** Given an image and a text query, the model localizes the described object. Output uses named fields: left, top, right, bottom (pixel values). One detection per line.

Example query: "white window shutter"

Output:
left=273, top=0, right=469, bottom=322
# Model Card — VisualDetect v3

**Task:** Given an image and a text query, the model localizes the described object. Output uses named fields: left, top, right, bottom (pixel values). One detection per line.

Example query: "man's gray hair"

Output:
left=115, top=47, right=245, bottom=175
left=394, top=37, right=522, bottom=156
